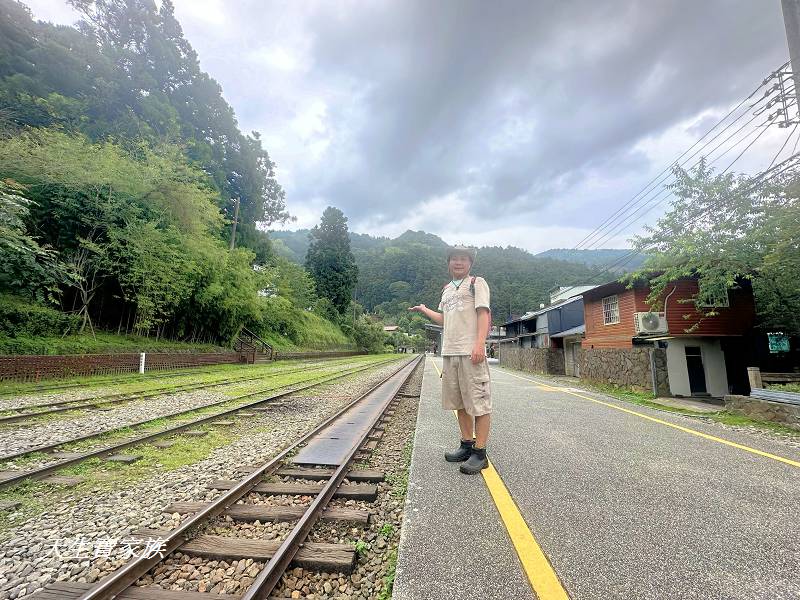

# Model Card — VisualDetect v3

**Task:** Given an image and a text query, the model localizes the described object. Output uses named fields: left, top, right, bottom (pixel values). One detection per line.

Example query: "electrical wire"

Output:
left=573, top=65, right=786, bottom=250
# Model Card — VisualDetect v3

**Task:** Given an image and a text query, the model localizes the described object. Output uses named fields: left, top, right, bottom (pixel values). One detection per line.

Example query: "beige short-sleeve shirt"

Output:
left=438, top=276, right=490, bottom=355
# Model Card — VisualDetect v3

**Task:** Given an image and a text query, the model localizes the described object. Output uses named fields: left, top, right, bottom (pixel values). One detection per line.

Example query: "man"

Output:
left=409, top=245, right=492, bottom=474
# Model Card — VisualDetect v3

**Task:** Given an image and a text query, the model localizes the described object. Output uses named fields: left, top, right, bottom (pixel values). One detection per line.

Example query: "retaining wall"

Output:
left=578, top=347, right=670, bottom=395
left=499, top=347, right=566, bottom=375
left=0, top=352, right=246, bottom=382
left=724, top=395, right=800, bottom=430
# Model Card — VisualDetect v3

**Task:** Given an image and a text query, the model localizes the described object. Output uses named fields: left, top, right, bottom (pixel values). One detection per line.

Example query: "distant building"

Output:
left=383, top=325, right=400, bottom=332
left=500, top=296, right=586, bottom=375
left=549, top=285, right=597, bottom=305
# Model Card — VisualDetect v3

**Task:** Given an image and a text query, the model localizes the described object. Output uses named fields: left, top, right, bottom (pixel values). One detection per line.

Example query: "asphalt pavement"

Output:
left=394, top=357, right=800, bottom=600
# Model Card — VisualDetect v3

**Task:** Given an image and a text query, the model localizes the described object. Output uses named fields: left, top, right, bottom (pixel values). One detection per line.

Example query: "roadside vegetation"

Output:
left=0, top=1, right=387, bottom=356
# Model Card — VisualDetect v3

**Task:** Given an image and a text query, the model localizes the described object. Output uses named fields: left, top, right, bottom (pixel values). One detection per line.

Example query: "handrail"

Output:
left=235, top=326, right=273, bottom=359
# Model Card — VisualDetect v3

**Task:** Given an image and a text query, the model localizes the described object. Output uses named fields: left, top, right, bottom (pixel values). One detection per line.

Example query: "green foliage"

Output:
left=537, top=248, right=647, bottom=270
left=0, top=0, right=289, bottom=246
left=353, top=539, right=370, bottom=557
left=379, top=523, right=395, bottom=537
left=0, top=295, right=80, bottom=337
left=305, top=207, right=358, bottom=314
left=256, top=296, right=351, bottom=351
left=377, top=549, right=398, bottom=600
left=0, top=128, right=263, bottom=341
left=0, top=331, right=222, bottom=355
left=342, top=316, right=387, bottom=353
left=629, top=159, right=800, bottom=332
left=275, top=227, right=599, bottom=326
left=771, top=383, right=800, bottom=393
left=0, top=179, right=61, bottom=300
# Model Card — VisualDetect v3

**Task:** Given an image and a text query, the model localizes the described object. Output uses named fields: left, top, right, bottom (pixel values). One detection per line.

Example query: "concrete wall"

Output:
left=579, top=347, right=670, bottom=395
left=664, top=337, right=729, bottom=397
left=500, top=347, right=565, bottom=375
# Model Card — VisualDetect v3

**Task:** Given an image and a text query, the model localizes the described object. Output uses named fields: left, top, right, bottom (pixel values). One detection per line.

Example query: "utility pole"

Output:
left=782, top=0, right=800, bottom=96
left=229, top=197, right=240, bottom=251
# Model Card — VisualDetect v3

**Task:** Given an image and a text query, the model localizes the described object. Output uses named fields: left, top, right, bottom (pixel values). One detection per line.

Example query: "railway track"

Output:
left=0, top=357, right=361, bottom=426
left=0, top=367, right=225, bottom=397
left=32, top=354, right=422, bottom=600
left=0, top=356, right=403, bottom=490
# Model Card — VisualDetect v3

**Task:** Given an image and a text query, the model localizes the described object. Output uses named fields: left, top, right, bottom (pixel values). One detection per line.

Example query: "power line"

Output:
left=573, top=65, right=786, bottom=250
left=573, top=63, right=789, bottom=251
left=557, top=143, right=800, bottom=297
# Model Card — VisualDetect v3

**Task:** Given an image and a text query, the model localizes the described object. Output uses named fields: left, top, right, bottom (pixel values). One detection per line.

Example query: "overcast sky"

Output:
left=27, top=1, right=790, bottom=252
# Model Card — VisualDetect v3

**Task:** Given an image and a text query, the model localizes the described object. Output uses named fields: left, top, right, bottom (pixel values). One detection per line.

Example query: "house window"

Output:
left=698, top=289, right=730, bottom=308
left=602, top=295, right=620, bottom=325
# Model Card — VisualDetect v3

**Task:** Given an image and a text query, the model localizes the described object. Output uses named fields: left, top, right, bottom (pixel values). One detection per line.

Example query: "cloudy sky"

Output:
left=27, top=1, right=791, bottom=252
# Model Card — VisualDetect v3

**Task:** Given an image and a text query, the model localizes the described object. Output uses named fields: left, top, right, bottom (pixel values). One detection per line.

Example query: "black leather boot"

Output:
left=444, top=439, right=474, bottom=462
left=460, top=447, right=488, bottom=474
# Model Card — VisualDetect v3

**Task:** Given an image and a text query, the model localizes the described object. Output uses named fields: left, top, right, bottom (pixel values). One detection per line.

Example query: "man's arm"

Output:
left=408, top=304, right=443, bottom=325
left=471, top=307, right=490, bottom=364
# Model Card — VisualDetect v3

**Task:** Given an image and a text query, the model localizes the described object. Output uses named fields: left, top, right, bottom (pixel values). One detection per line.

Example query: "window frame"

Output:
left=601, top=295, right=620, bottom=325
left=697, top=289, right=730, bottom=308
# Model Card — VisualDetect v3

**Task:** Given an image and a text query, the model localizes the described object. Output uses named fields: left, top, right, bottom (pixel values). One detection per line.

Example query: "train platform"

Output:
left=393, top=356, right=800, bottom=600
left=392, top=357, right=536, bottom=600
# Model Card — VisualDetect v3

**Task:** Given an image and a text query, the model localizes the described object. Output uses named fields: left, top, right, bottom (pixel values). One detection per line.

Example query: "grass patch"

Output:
left=0, top=480, right=49, bottom=537
left=377, top=549, right=398, bottom=600
left=0, top=331, right=225, bottom=356
left=770, top=383, right=800, bottom=393
left=387, top=438, right=413, bottom=500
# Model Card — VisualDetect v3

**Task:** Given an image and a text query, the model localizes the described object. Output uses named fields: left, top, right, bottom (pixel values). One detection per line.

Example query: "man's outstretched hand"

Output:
left=408, top=304, right=427, bottom=313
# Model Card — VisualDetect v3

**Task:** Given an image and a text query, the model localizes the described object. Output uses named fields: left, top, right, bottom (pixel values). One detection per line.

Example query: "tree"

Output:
left=629, top=159, right=800, bottom=333
left=305, top=207, right=358, bottom=314
left=0, top=179, right=60, bottom=300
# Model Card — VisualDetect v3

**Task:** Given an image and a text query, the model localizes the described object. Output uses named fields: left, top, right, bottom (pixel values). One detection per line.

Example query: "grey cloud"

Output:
left=270, top=0, right=787, bottom=233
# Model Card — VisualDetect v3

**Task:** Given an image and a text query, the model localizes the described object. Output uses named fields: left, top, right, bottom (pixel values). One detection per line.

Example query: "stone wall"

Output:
left=499, top=347, right=565, bottom=375
left=0, top=352, right=246, bottom=382
left=578, top=347, right=670, bottom=395
left=725, top=395, right=800, bottom=430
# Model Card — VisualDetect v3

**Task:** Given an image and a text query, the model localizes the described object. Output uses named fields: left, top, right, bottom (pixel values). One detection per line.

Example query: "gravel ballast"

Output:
left=0, top=357, right=412, bottom=600
left=0, top=359, right=378, bottom=458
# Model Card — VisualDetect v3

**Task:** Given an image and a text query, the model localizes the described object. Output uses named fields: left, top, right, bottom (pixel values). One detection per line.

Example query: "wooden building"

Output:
left=582, top=278, right=756, bottom=397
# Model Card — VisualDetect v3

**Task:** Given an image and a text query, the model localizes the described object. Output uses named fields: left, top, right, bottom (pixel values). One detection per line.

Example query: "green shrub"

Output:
left=0, top=331, right=223, bottom=355
left=0, top=295, right=80, bottom=338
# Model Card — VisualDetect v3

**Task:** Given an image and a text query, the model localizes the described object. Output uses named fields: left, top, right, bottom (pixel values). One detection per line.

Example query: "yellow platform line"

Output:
left=498, top=369, right=800, bottom=469
left=482, top=461, right=570, bottom=599
left=442, top=369, right=569, bottom=600
left=430, top=356, right=442, bottom=378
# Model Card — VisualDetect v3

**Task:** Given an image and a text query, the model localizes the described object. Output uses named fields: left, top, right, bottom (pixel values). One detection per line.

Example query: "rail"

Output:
left=751, top=388, right=800, bottom=406
left=68, top=354, right=421, bottom=600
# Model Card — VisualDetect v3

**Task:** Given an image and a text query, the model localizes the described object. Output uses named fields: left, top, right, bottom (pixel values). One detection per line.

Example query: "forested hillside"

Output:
left=271, top=229, right=599, bottom=325
left=0, top=0, right=361, bottom=352
left=536, top=248, right=647, bottom=270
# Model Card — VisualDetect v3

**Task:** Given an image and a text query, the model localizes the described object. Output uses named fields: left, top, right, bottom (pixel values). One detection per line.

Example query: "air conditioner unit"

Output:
left=634, top=312, right=668, bottom=335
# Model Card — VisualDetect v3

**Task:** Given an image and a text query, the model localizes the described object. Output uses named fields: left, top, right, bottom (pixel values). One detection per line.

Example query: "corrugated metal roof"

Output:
left=550, top=324, right=586, bottom=338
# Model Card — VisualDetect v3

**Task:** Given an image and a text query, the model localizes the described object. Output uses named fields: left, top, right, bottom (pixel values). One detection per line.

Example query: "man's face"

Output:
left=448, top=253, right=472, bottom=279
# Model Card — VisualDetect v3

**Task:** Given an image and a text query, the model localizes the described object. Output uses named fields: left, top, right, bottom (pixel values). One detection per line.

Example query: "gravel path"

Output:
left=0, top=358, right=410, bottom=600
left=0, top=359, right=372, bottom=458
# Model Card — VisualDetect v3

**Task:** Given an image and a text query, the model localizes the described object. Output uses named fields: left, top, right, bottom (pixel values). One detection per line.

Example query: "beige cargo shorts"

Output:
left=441, top=355, right=492, bottom=416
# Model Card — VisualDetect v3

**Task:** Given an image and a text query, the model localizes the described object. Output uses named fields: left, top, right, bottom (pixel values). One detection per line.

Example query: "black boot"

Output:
left=445, top=439, right=474, bottom=462
left=460, top=447, right=488, bottom=474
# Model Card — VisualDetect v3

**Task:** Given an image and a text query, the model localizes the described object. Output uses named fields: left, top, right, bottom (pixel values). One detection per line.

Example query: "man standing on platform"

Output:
left=409, top=245, right=492, bottom=474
